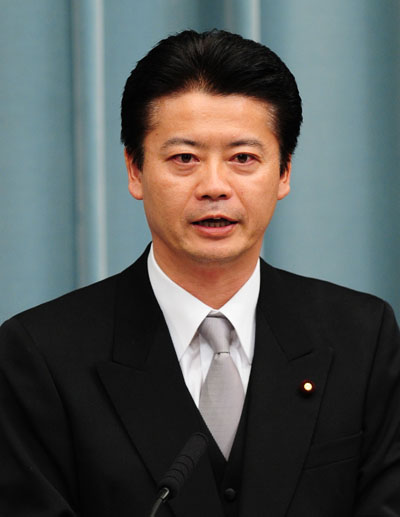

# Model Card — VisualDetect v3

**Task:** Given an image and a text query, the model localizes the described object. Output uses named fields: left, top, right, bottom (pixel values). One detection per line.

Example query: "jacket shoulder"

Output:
left=0, top=273, right=122, bottom=359
left=259, top=261, right=396, bottom=346
left=263, top=260, right=388, bottom=313
left=10, top=273, right=119, bottom=327
left=0, top=247, right=150, bottom=359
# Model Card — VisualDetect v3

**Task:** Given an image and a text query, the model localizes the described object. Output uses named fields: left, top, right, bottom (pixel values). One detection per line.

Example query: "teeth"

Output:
left=198, top=218, right=232, bottom=227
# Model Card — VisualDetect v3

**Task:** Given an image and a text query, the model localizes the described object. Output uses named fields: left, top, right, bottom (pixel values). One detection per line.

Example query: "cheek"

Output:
left=142, top=180, right=188, bottom=224
left=246, top=194, right=280, bottom=237
left=239, top=177, right=279, bottom=214
left=148, top=176, right=194, bottom=207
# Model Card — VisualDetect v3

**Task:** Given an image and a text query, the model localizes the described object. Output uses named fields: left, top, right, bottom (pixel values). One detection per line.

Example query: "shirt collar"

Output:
left=147, top=244, right=260, bottom=363
left=218, top=263, right=259, bottom=363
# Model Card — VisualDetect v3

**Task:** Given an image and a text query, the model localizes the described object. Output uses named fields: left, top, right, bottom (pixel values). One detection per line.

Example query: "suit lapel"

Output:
left=96, top=250, right=223, bottom=516
left=239, top=262, right=333, bottom=516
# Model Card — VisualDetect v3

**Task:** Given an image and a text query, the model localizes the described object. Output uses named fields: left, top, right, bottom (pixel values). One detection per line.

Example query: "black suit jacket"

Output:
left=1, top=249, right=399, bottom=516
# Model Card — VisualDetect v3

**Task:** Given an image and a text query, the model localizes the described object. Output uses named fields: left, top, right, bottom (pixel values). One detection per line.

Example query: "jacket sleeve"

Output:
left=0, top=317, right=79, bottom=516
left=354, top=302, right=400, bottom=515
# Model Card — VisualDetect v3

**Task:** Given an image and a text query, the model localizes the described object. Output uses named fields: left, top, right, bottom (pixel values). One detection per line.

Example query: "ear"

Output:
left=277, top=157, right=292, bottom=200
left=124, top=148, right=144, bottom=200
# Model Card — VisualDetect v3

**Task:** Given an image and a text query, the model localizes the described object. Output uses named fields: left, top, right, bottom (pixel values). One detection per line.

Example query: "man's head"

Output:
left=121, top=29, right=302, bottom=175
left=121, top=30, right=302, bottom=288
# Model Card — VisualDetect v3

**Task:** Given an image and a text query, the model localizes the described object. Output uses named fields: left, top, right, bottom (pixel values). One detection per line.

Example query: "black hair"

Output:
left=121, top=29, right=302, bottom=174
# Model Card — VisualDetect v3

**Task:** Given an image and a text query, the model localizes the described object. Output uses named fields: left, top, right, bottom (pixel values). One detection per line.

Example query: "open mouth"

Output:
left=192, top=218, right=237, bottom=228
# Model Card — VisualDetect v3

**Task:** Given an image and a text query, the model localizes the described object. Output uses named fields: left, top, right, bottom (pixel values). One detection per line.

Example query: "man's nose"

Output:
left=195, top=162, right=233, bottom=200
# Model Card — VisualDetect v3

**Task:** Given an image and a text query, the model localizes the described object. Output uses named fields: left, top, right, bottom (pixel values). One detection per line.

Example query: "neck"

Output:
left=152, top=247, right=259, bottom=309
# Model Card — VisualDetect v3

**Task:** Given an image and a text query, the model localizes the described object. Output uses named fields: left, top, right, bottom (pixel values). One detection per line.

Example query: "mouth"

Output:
left=192, top=217, right=238, bottom=228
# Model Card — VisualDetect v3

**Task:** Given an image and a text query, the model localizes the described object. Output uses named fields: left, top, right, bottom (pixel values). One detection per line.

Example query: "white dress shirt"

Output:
left=147, top=245, right=260, bottom=406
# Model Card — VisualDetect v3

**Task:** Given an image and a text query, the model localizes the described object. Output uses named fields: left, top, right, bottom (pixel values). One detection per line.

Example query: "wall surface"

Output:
left=0, top=1, right=76, bottom=319
left=1, top=0, right=399, bottom=322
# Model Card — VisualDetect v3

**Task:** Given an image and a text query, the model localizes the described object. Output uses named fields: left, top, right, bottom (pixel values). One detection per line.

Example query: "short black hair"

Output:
left=121, top=29, right=302, bottom=174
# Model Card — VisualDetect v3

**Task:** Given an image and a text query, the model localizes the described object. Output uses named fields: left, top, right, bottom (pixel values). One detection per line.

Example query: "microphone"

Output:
left=148, top=432, right=208, bottom=517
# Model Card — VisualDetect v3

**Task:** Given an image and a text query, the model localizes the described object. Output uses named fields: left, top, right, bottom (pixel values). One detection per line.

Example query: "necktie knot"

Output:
left=199, top=315, right=233, bottom=354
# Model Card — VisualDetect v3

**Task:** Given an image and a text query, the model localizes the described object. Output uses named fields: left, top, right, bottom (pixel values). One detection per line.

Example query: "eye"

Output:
left=172, top=153, right=196, bottom=163
left=233, top=153, right=256, bottom=164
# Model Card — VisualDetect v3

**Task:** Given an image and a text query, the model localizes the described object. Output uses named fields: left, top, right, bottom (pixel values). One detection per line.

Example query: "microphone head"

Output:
left=157, top=432, right=208, bottom=499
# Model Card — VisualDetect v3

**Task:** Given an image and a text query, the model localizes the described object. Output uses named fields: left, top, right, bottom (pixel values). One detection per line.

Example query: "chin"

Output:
left=184, top=245, right=249, bottom=266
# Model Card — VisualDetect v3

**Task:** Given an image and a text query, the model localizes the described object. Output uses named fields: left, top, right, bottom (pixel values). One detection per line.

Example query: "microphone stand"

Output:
left=149, top=487, right=169, bottom=517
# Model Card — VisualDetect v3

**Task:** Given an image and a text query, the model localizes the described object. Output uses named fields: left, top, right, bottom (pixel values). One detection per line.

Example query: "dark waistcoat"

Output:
left=201, top=396, right=250, bottom=517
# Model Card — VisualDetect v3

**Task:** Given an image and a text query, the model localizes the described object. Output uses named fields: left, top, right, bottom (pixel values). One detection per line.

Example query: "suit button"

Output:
left=224, top=488, right=236, bottom=501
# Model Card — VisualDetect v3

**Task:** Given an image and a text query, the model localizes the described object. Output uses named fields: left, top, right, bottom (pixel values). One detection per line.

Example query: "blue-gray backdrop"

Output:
left=1, top=0, right=399, bottom=323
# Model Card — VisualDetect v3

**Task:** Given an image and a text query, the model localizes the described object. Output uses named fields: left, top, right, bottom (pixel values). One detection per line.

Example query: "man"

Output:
left=0, top=30, right=399, bottom=516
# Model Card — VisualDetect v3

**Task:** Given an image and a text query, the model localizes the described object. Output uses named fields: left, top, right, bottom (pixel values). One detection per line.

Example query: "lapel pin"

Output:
left=300, top=380, right=315, bottom=395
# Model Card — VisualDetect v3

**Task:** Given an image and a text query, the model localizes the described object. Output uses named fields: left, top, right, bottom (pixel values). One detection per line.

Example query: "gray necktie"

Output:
left=199, top=315, right=245, bottom=459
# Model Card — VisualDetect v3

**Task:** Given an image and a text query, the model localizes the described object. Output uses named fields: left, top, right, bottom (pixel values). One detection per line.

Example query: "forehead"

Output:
left=146, top=91, right=277, bottom=141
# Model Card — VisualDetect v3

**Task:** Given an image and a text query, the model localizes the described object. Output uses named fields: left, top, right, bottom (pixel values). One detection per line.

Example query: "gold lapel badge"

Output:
left=300, top=380, right=315, bottom=395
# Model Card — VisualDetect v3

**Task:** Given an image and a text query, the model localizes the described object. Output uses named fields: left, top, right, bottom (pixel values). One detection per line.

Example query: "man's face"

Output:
left=126, top=91, right=291, bottom=271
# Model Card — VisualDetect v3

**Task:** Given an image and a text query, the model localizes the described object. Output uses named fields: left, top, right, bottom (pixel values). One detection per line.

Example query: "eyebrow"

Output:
left=160, top=138, right=205, bottom=150
left=160, top=137, right=265, bottom=151
left=227, top=139, right=265, bottom=151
